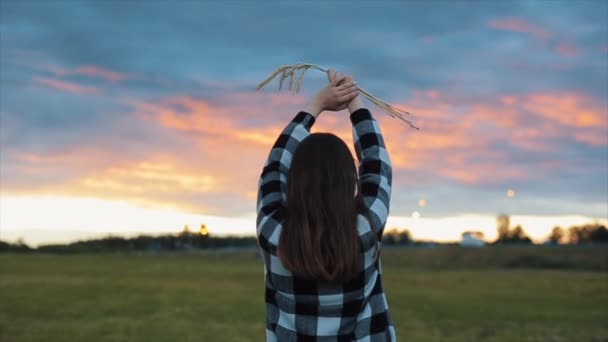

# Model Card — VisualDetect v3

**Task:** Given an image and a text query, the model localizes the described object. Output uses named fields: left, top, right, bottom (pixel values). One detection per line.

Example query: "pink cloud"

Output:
left=377, top=88, right=606, bottom=184
left=555, top=41, right=580, bottom=57
left=128, top=95, right=248, bottom=137
left=8, top=60, right=135, bottom=84
left=488, top=17, right=552, bottom=39
left=523, top=92, right=607, bottom=129
left=34, top=77, right=101, bottom=95
left=50, top=65, right=134, bottom=83
left=8, top=150, right=229, bottom=214
left=419, top=35, right=434, bottom=44
left=4, top=85, right=606, bottom=214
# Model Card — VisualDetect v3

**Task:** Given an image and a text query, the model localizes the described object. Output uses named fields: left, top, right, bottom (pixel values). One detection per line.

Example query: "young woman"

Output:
left=256, top=70, right=395, bottom=341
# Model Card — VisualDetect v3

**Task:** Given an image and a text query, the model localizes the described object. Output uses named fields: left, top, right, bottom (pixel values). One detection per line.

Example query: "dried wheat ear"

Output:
left=255, top=63, right=418, bottom=130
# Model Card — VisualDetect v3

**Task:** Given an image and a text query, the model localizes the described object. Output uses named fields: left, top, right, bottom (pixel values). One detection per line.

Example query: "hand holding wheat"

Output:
left=318, top=78, right=360, bottom=112
left=303, top=78, right=359, bottom=117
left=255, top=63, right=419, bottom=130
left=327, top=70, right=365, bottom=113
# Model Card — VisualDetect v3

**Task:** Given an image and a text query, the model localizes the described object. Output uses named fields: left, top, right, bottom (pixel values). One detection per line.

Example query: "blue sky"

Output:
left=1, top=1, right=607, bottom=245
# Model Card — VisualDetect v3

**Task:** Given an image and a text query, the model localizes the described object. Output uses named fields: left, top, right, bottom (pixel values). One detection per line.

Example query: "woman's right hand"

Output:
left=327, top=69, right=364, bottom=113
left=327, top=69, right=353, bottom=86
left=305, top=72, right=358, bottom=116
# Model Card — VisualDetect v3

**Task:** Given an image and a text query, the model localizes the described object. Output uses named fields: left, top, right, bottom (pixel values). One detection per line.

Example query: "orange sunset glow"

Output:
left=1, top=2, right=606, bottom=248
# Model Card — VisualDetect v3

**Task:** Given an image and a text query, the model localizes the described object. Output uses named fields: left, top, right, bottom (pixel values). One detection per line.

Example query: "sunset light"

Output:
left=1, top=3, right=607, bottom=340
left=0, top=195, right=253, bottom=246
left=0, top=1, right=606, bottom=249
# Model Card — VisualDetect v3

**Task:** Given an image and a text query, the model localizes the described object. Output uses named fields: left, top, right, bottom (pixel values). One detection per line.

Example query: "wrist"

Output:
left=347, top=97, right=365, bottom=113
left=304, top=99, right=323, bottom=118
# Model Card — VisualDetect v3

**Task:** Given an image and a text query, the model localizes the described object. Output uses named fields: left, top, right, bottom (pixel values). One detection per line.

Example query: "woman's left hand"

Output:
left=306, top=83, right=358, bottom=117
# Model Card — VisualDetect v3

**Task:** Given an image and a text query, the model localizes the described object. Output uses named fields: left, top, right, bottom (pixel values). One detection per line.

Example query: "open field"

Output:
left=1, top=248, right=607, bottom=341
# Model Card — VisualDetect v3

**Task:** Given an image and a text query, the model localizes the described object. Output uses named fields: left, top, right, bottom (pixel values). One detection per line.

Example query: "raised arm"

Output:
left=349, top=97, right=393, bottom=239
left=256, top=111, right=315, bottom=250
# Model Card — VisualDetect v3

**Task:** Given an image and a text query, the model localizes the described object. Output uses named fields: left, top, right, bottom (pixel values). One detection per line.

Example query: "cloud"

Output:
left=127, top=92, right=305, bottom=144
left=488, top=17, right=552, bottom=39
left=49, top=65, right=135, bottom=83
left=370, top=87, right=608, bottom=215
left=33, top=77, right=101, bottom=95
left=1, top=1, right=606, bottom=221
left=555, top=41, right=580, bottom=57
left=1, top=89, right=311, bottom=215
left=3, top=83, right=605, bottom=218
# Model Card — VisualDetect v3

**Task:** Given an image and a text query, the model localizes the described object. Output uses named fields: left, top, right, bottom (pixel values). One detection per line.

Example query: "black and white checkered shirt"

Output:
left=256, top=108, right=395, bottom=341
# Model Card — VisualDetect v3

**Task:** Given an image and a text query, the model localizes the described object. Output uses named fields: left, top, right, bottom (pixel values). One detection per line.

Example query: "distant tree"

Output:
left=568, top=225, right=591, bottom=244
left=397, top=229, right=413, bottom=245
left=496, top=214, right=510, bottom=240
left=382, top=228, right=412, bottom=245
left=0, top=239, right=31, bottom=252
left=589, top=225, right=608, bottom=242
left=0, top=241, right=10, bottom=252
left=548, top=226, right=564, bottom=244
left=510, top=225, right=532, bottom=244
left=176, top=224, right=197, bottom=250
left=382, top=229, right=397, bottom=245
left=494, top=214, right=532, bottom=244
left=568, top=224, right=608, bottom=244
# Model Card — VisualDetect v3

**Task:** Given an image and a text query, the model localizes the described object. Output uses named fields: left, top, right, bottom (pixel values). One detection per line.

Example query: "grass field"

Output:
left=1, top=249, right=607, bottom=341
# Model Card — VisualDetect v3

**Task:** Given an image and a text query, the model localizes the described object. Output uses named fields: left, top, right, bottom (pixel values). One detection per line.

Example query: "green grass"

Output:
left=1, top=250, right=607, bottom=341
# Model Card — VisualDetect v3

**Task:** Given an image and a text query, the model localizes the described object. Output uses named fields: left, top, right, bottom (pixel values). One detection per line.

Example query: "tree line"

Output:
left=381, top=214, right=608, bottom=246
left=0, top=225, right=257, bottom=253
left=1, top=217, right=607, bottom=253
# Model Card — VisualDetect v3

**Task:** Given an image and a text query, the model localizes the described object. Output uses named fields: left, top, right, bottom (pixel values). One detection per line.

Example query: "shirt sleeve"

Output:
left=350, top=108, right=393, bottom=239
left=256, top=111, right=316, bottom=253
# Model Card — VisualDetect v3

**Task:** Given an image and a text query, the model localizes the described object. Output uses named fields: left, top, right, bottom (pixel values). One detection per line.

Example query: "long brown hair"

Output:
left=278, top=132, right=367, bottom=283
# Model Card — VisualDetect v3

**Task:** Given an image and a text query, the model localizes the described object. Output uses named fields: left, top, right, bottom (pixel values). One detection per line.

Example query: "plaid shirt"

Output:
left=256, top=108, right=395, bottom=341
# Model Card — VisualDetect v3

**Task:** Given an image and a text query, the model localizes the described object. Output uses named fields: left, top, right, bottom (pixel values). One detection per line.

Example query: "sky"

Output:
left=1, top=1, right=607, bottom=247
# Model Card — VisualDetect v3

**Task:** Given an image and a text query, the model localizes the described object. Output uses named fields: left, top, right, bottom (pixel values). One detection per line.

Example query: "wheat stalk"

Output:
left=255, top=63, right=418, bottom=130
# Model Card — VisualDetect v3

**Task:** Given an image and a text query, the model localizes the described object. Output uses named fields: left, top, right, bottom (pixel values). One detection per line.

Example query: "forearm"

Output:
left=349, top=107, right=392, bottom=235
left=304, top=99, right=323, bottom=119
left=350, top=107, right=392, bottom=194
left=349, top=107, right=387, bottom=162
left=257, top=111, right=316, bottom=213
left=347, top=96, right=365, bottom=114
